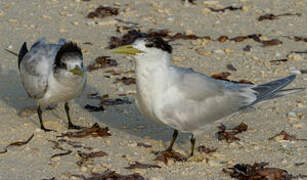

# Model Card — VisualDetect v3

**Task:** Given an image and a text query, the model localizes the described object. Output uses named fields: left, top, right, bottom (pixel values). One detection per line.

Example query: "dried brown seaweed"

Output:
left=153, top=150, right=187, bottom=165
left=237, top=80, right=254, bottom=84
left=207, top=6, right=242, bottom=12
left=73, top=169, right=145, bottom=180
left=258, top=13, right=301, bottom=21
left=77, top=150, right=108, bottom=167
left=57, top=123, right=111, bottom=138
left=87, top=56, right=118, bottom=72
left=84, top=104, right=105, bottom=112
left=108, top=29, right=202, bottom=49
left=294, top=36, right=307, bottom=42
left=41, top=178, right=56, bottom=180
left=269, top=59, right=288, bottom=65
left=223, top=162, right=307, bottom=180
left=226, top=64, right=237, bottom=71
left=300, top=69, right=307, bottom=74
left=83, top=42, right=93, bottom=45
left=87, top=92, right=101, bottom=100
left=101, top=98, right=132, bottom=106
left=211, top=72, right=254, bottom=85
left=137, top=142, right=152, bottom=148
left=211, top=72, right=231, bottom=81
left=0, top=134, right=34, bottom=154
left=104, top=69, right=135, bottom=76
left=295, top=162, right=304, bottom=167
left=183, top=0, right=197, bottom=5
left=115, top=18, right=139, bottom=27
left=87, top=6, right=119, bottom=19
left=230, top=34, right=282, bottom=47
left=243, top=45, right=252, bottom=52
left=50, top=150, right=72, bottom=159
left=218, top=36, right=229, bottom=42
left=48, top=140, right=66, bottom=151
left=108, top=30, right=146, bottom=49
left=114, top=77, right=136, bottom=85
left=217, top=123, right=248, bottom=143
left=109, top=29, right=281, bottom=50
left=125, top=161, right=161, bottom=169
left=57, top=139, right=93, bottom=150
left=261, top=39, right=283, bottom=47
left=197, top=145, right=217, bottom=154
left=268, top=130, right=307, bottom=141
left=231, top=34, right=261, bottom=42
left=290, top=51, right=307, bottom=54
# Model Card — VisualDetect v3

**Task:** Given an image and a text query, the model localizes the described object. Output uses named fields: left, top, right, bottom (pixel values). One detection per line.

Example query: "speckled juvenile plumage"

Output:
left=18, top=37, right=86, bottom=131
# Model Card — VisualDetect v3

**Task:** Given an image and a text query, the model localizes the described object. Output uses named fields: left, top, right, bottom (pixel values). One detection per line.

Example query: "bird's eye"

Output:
left=145, top=43, right=154, bottom=48
left=61, top=62, right=67, bottom=69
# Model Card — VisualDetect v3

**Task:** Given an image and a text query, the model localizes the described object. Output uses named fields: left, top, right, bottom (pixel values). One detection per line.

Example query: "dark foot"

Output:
left=153, top=149, right=187, bottom=165
left=41, top=126, right=56, bottom=132
left=68, top=123, right=84, bottom=130
left=189, top=135, right=196, bottom=157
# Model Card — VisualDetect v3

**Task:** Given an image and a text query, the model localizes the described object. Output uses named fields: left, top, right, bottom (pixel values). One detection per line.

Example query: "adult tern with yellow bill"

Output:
left=111, top=36, right=304, bottom=156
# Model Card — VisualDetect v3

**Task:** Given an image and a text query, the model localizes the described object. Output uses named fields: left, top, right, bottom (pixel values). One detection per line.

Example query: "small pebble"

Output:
left=172, top=57, right=185, bottom=62
left=292, top=123, right=304, bottom=129
left=81, top=166, right=88, bottom=172
left=290, top=67, right=301, bottom=75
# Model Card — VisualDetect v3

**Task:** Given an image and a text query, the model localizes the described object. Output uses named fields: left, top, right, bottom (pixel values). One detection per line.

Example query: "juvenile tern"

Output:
left=18, top=38, right=86, bottom=131
left=111, top=37, right=304, bottom=156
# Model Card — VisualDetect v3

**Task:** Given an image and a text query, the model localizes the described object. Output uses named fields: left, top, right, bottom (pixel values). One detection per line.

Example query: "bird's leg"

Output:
left=37, top=106, right=55, bottom=132
left=166, top=129, right=178, bottom=152
left=65, top=102, right=83, bottom=129
left=189, top=135, right=196, bottom=157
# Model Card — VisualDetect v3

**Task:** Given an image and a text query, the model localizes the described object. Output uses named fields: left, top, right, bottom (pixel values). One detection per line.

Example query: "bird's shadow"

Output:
left=0, top=64, right=190, bottom=147
left=76, top=83, right=192, bottom=145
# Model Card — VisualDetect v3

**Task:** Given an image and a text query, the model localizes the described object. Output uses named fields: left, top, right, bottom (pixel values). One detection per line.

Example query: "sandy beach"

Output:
left=0, top=0, right=306, bottom=179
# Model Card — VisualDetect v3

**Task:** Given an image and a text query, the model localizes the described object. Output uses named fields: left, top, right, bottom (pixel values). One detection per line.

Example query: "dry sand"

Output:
left=0, top=0, right=306, bottom=179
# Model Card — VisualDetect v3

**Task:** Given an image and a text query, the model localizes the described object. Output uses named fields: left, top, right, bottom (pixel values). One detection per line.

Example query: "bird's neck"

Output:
left=134, top=53, right=171, bottom=95
left=135, top=52, right=171, bottom=74
left=134, top=53, right=171, bottom=120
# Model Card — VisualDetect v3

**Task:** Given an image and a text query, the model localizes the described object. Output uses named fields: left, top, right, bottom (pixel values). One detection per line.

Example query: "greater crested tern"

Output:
left=111, top=37, right=304, bottom=156
left=18, top=38, right=87, bottom=131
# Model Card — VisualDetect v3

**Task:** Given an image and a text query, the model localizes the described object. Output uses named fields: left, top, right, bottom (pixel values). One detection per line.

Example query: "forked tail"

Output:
left=251, top=74, right=304, bottom=105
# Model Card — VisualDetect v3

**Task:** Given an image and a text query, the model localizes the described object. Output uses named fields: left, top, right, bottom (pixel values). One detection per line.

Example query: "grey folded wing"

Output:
left=157, top=68, right=257, bottom=132
left=19, top=51, right=50, bottom=99
left=173, top=67, right=257, bottom=111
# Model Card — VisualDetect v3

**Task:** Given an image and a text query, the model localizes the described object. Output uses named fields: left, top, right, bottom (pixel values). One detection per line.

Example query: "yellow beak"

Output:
left=110, top=45, right=144, bottom=55
left=70, top=66, right=84, bottom=76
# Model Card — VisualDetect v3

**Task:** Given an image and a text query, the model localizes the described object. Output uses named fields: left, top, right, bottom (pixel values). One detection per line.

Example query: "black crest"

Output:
left=145, top=37, right=172, bottom=53
left=18, top=42, right=28, bottom=69
left=55, top=42, right=82, bottom=69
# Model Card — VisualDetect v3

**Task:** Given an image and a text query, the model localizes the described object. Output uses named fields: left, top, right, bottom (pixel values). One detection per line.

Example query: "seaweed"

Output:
left=0, top=134, right=34, bottom=154
left=217, top=123, right=248, bottom=143
left=125, top=161, right=161, bottom=169
left=57, top=123, right=111, bottom=138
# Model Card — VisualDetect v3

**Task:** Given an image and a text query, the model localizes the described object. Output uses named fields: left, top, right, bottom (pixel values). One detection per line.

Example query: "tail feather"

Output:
left=264, top=87, right=305, bottom=100
left=251, top=75, right=303, bottom=104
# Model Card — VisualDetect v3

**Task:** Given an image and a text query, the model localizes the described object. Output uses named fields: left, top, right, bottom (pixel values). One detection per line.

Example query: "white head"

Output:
left=111, top=37, right=172, bottom=63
